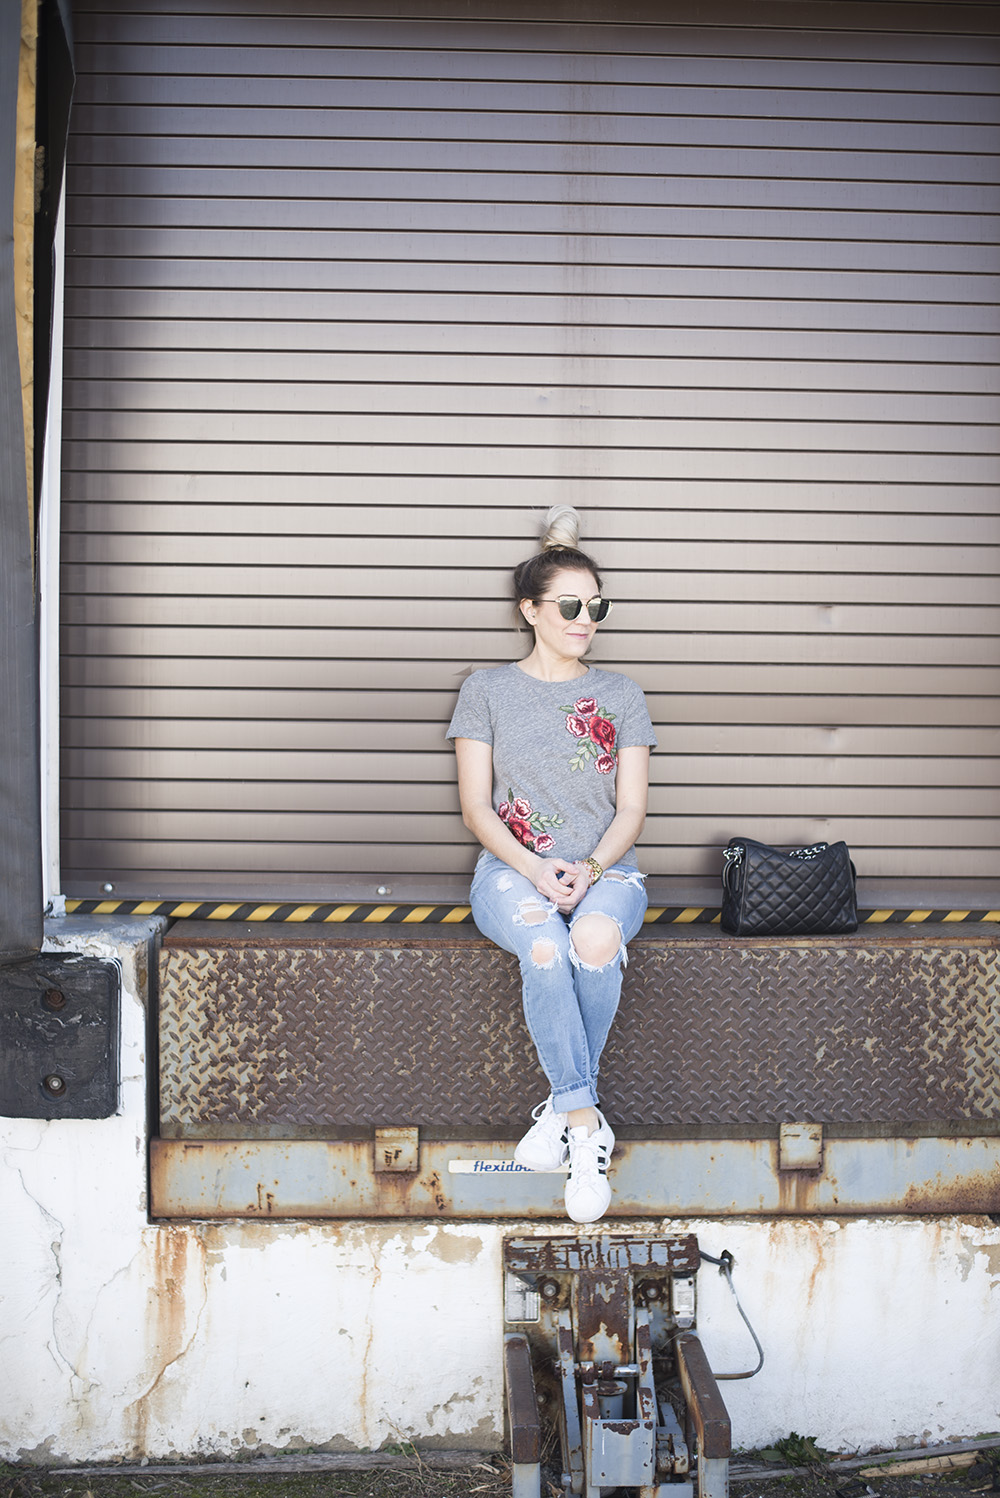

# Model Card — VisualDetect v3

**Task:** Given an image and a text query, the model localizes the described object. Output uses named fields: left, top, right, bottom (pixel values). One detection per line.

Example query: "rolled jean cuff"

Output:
left=552, top=1082, right=599, bottom=1113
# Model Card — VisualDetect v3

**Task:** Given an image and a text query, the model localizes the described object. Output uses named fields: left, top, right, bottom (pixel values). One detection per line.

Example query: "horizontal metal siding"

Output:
left=60, top=1, right=1000, bottom=904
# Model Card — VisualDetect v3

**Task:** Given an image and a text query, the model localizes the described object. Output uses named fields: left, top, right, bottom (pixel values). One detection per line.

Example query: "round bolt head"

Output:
left=43, top=1074, right=67, bottom=1096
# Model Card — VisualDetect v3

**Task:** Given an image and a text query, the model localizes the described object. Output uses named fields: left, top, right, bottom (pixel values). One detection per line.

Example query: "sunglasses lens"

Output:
left=556, top=598, right=583, bottom=620
left=588, top=598, right=611, bottom=622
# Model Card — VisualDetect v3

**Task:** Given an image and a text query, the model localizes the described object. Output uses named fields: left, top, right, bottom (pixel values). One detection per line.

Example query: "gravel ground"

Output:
left=2, top=1444, right=998, bottom=1498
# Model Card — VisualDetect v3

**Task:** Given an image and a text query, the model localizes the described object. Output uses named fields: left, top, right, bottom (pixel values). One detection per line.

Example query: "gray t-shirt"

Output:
left=446, top=663, right=657, bottom=869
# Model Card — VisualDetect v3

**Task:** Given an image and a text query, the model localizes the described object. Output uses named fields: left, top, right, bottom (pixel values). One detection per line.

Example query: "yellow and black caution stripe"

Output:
left=64, top=898, right=1000, bottom=925
left=643, top=907, right=1000, bottom=925
left=64, top=898, right=476, bottom=924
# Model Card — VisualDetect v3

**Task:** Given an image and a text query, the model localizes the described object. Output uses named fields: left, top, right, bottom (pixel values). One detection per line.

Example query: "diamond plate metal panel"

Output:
left=159, top=925, right=1000, bottom=1136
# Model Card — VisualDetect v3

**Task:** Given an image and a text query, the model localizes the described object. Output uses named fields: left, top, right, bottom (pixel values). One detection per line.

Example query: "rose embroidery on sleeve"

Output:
left=559, top=696, right=618, bottom=772
left=498, top=788, right=564, bottom=851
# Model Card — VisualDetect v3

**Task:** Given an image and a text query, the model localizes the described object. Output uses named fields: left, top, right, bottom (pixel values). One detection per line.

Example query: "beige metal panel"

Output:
left=56, top=625, right=997, bottom=669
left=59, top=472, right=1000, bottom=513
left=58, top=840, right=1000, bottom=878
left=68, top=112, right=999, bottom=165
left=61, top=441, right=999, bottom=486
left=59, top=505, right=1000, bottom=546
left=58, top=586, right=1000, bottom=634
left=63, top=283, right=1000, bottom=333
left=77, top=0, right=1000, bottom=39
left=60, top=410, right=1000, bottom=455
left=66, top=206, right=1000, bottom=272
left=67, top=62, right=1000, bottom=123
left=63, top=316, right=997, bottom=360
left=75, top=10, right=1000, bottom=66
left=56, top=599, right=999, bottom=653
left=58, top=672, right=1000, bottom=724
left=62, top=351, right=1000, bottom=393
left=61, top=758, right=1000, bottom=813
left=63, top=379, right=1000, bottom=430
left=59, top=718, right=1000, bottom=784
left=54, top=626, right=1000, bottom=682
left=59, top=722, right=1000, bottom=767
left=62, top=783, right=997, bottom=834
left=60, top=509, right=1000, bottom=551
left=55, top=700, right=999, bottom=758
left=69, top=150, right=1000, bottom=205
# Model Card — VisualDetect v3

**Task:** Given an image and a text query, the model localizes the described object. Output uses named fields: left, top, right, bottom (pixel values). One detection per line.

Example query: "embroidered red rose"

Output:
left=574, top=696, right=598, bottom=716
left=506, top=817, right=534, bottom=846
left=566, top=714, right=589, bottom=738
left=595, top=753, right=616, bottom=775
left=498, top=801, right=511, bottom=821
left=534, top=833, right=555, bottom=853
left=589, top=716, right=616, bottom=753
left=512, top=796, right=532, bottom=819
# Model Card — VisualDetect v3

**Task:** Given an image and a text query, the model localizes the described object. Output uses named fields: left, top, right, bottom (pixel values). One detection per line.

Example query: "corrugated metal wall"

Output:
left=59, top=0, right=1000, bottom=906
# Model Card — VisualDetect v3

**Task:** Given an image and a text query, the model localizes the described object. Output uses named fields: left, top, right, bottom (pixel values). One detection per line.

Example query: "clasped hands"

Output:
left=532, top=857, right=595, bottom=913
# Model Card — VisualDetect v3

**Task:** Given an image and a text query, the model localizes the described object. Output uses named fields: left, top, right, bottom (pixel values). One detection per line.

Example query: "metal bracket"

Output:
left=779, top=1121, right=824, bottom=1171
left=0, top=954, right=120, bottom=1119
left=374, top=1126, right=419, bottom=1172
left=503, top=1235, right=731, bottom=1498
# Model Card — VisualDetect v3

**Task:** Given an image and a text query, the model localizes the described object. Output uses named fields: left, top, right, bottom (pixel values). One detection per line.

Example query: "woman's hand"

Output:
left=533, top=858, right=592, bottom=912
left=532, top=856, right=580, bottom=909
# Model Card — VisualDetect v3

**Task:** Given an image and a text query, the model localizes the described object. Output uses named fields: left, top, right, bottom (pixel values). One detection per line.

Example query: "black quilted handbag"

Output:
left=720, top=837, right=858, bottom=936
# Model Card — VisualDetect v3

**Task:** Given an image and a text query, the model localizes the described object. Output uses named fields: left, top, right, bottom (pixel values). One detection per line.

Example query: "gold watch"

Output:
left=582, top=856, right=604, bottom=885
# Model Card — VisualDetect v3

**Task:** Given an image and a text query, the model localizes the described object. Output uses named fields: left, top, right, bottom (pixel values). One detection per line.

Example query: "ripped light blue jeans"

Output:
left=470, top=852, right=648, bottom=1113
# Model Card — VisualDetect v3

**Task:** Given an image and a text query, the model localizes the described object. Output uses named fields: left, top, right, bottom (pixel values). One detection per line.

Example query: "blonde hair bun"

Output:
left=541, top=504, right=581, bottom=551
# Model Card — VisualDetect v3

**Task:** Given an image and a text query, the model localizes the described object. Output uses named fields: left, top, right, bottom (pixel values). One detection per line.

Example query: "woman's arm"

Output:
left=454, top=737, right=580, bottom=904
left=589, top=745, right=651, bottom=873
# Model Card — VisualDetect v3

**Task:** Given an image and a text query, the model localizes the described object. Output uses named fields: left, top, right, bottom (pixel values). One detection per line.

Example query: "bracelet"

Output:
left=582, top=856, right=604, bottom=885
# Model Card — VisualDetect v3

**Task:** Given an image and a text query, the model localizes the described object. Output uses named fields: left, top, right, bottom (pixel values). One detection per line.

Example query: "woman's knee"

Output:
left=570, top=912, right=622, bottom=969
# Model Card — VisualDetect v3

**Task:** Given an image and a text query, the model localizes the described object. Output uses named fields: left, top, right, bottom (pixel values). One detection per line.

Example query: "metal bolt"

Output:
left=102, top=882, right=114, bottom=894
left=644, top=1282, right=663, bottom=1302
left=43, top=989, right=66, bottom=1011
left=539, top=1278, right=560, bottom=1300
left=43, top=1074, right=67, bottom=1096
left=376, top=885, right=391, bottom=897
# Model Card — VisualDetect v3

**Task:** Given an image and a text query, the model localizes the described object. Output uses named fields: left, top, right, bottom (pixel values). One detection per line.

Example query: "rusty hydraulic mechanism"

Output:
left=503, top=1236, right=731, bottom=1498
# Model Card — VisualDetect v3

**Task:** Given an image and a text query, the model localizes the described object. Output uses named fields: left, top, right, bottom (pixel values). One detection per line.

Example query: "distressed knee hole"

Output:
left=570, top=912, right=624, bottom=969
left=514, top=898, right=554, bottom=928
left=530, top=938, right=560, bottom=969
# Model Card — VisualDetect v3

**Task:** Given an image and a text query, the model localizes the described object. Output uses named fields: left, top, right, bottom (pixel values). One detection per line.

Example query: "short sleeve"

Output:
left=617, top=676, right=658, bottom=751
left=445, top=670, right=494, bottom=745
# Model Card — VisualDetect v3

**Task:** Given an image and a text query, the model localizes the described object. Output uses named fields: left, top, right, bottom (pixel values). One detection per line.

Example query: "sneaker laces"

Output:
left=568, top=1127, right=609, bottom=1183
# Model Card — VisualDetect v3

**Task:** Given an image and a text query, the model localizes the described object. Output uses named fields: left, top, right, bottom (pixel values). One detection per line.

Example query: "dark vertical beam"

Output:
left=0, top=1, right=41, bottom=963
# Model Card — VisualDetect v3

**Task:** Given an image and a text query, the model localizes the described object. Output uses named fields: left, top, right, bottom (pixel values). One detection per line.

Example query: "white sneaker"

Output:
left=514, top=1096, right=569, bottom=1171
left=564, top=1113, right=615, bottom=1223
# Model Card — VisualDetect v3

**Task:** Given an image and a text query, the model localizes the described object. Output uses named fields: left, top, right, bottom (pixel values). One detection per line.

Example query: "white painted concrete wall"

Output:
left=3, top=915, right=999, bottom=1464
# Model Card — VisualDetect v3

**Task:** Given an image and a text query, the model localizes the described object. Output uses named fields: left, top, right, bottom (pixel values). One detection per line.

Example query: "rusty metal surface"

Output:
left=503, top=1334, right=541, bottom=1466
left=676, top=1334, right=732, bottom=1461
left=159, top=927, right=1000, bottom=1135
left=148, top=1136, right=1000, bottom=1218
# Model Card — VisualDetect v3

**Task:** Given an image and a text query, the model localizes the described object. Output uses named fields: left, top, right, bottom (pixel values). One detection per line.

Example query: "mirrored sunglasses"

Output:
left=540, top=595, right=613, bottom=623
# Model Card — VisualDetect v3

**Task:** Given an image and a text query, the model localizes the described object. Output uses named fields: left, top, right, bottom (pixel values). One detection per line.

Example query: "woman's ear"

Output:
left=519, top=598, right=535, bottom=626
